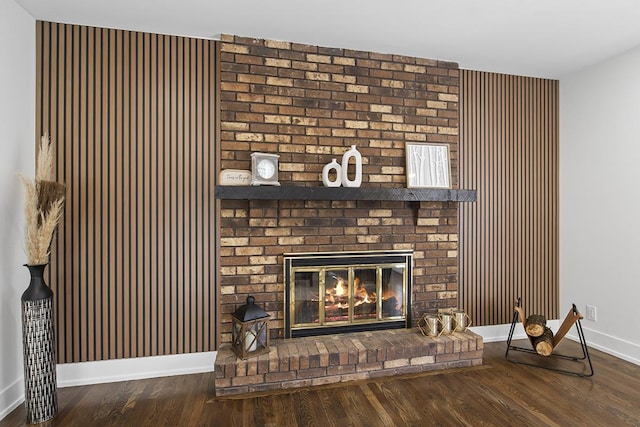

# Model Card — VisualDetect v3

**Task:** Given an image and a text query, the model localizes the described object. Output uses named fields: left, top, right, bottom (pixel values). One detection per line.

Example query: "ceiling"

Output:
left=14, top=0, right=640, bottom=78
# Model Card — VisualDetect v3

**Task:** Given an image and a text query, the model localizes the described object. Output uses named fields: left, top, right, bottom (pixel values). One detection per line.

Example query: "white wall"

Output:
left=560, top=46, right=640, bottom=365
left=0, top=0, right=35, bottom=420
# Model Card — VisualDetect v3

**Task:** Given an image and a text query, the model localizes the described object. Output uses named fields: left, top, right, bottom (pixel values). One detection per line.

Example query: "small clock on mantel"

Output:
left=251, top=152, right=280, bottom=186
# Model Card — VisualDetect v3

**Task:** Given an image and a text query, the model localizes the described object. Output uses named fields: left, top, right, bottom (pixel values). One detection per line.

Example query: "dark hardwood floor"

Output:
left=2, top=340, right=640, bottom=426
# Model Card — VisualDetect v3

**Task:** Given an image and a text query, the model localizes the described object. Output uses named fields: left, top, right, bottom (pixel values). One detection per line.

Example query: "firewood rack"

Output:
left=505, top=297, right=594, bottom=377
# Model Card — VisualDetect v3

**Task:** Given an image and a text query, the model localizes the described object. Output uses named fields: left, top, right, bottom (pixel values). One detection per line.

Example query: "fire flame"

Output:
left=320, top=274, right=402, bottom=321
left=353, top=277, right=373, bottom=306
left=325, top=276, right=382, bottom=307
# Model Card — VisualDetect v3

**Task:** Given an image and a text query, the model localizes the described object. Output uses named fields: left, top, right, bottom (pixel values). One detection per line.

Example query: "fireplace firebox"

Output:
left=284, top=251, right=412, bottom=338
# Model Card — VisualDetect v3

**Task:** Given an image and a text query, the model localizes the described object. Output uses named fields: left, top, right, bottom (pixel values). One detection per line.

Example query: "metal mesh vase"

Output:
left=21, top=264, right=58, bottom=424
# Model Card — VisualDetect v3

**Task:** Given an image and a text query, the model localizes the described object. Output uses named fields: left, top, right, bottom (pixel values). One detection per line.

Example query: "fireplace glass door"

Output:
left=285, top=251, right=412, bottom=338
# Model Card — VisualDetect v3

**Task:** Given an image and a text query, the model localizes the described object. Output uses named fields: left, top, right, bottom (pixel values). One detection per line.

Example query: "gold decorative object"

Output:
left=418, top=313, right=442, bottom=337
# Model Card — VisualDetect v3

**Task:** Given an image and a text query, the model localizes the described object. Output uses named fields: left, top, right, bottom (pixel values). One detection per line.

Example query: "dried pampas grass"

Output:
left=36, top=134, right=55, bottom=182
left=21, top=134, right=65, bottom=265
left=37, top=180, right=66, bottom=222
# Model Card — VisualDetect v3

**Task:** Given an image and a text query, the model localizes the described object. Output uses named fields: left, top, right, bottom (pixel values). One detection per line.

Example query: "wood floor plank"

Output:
left=315, top=386, right=350, bottom=427
left=369, top=380, right=422, bottom=425
left=356, top=382, right=397, bottom=427
left=2, top=340, right=640, bottom=426
left=334, top=387, right=367, bottom=427
left=290, top=389, right=334, bottom=427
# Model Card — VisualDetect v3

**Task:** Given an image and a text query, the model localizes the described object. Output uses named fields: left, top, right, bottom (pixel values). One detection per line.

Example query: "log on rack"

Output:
left=525, top=314, right=546, bottom=337
left=529, top=326, right=554, bottom=356
left=505, top=297, right=595, bottom=377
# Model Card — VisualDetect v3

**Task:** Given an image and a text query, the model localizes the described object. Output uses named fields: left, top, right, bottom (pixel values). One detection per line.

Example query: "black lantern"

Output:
left=231, top=296, right=270, bottom=359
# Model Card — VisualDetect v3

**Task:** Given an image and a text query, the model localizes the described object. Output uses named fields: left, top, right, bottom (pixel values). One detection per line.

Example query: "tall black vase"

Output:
left=21, top=264, right=58, bottom=424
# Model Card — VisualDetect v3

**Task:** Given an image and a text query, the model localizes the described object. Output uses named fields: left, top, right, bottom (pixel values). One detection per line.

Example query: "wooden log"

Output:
left=529, top=327, right=554, bottom=356
left=525, top=314, right=547, bottom=337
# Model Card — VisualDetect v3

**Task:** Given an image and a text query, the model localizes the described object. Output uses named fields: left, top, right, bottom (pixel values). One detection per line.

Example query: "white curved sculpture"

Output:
left=322, top=159, right=342, bottom=187
left=340, top=145, right=362, bottom=188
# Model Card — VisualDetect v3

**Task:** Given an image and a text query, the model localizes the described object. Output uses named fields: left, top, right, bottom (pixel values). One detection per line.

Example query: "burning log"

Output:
left=354, top=302, right=377, bottom=318
left=528, top=326, right=554, bottom=356
left=354, top=277, right=376, bottom=305
left=525, top=314, right=546, bottom=337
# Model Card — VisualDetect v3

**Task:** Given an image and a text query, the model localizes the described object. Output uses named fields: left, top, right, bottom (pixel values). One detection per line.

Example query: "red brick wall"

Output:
left=218, top=34, right=460, bottom=343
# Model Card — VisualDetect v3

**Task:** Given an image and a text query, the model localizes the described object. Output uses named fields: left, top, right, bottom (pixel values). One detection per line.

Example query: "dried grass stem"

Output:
left=22, top=133, right=65, bottom=265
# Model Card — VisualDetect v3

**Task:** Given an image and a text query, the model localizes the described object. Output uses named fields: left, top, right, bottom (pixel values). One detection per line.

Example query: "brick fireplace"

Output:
left=215, top=35, right=482, bottom=395
left=218, top=34, right=461, bottom=340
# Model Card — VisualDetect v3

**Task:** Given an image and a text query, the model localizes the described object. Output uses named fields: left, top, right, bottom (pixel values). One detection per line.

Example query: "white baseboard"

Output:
left=566, top=327, right=640, bottom=366
left=57, top=351, right=217, bottom=388
left=0, top=378, right=23, bottom=421
left=469, top=320, right=560, bottom=343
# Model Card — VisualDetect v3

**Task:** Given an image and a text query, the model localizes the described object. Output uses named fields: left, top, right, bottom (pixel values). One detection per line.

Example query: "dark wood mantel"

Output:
left=214, top=186, right=477, bottom=202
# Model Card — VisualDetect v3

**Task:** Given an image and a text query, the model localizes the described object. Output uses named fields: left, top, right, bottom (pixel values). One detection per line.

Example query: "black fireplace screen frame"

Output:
left=284, top=250, right=413, bottom=338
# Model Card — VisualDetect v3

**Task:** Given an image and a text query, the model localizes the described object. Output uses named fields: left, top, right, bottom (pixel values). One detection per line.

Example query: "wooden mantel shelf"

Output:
left=214, top=186, right=477, bottom=202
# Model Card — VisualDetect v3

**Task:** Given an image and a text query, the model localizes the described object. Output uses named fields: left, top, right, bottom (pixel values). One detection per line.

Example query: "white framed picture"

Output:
left=405, top=143, right=451, bottom=188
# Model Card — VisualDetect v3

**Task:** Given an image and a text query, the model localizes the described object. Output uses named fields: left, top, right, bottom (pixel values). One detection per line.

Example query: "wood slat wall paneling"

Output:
left=213, top=42, right=222, bottom=353
left=459, top=70, right=558, bottom=326
left=36, top=21, right=218, bottom=363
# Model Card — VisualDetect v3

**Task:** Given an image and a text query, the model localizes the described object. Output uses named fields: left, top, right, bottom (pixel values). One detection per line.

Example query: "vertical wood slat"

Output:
left=36, top=21, right=218, bottom=363
left=459, top=70, right=559, bottom=326
left=213, top=41, right=221, bottom=352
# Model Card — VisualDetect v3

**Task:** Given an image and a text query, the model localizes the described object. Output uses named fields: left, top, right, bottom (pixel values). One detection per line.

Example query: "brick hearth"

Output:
left=214, top=329, right=483, bottom=396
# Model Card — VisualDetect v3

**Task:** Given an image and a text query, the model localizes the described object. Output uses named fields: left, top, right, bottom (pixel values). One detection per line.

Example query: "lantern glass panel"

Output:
left=231, top=318, right=270, bottom=359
